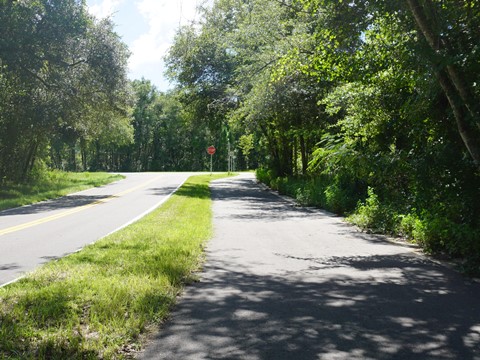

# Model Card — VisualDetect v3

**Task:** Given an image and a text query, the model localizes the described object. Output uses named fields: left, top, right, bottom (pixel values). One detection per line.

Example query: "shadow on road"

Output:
left=153, top=254, right=480, bottom=360
left=149, top=186, right=181, bottom=197
left=212, top=178, right=335, bottom=222
left=0, top=263, right=20, bottom=271
left=0, top=195, right=112, bottom=217
left=141, top=175, right=480, bottom=360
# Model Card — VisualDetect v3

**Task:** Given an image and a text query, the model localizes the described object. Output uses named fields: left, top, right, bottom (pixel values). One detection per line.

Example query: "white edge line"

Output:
left=103, top=177, right=188, bottom=237
left=0, top=177, right=189, bottom=289
left=0, top=275, right=25, bottom=289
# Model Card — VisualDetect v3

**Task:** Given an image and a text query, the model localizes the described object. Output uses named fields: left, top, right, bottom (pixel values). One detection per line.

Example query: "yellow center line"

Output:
left=0, top=176, right=162, bottom=237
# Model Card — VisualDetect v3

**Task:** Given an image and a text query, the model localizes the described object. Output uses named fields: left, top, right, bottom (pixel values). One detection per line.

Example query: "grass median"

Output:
left=0, top=173, right=232, bottom=359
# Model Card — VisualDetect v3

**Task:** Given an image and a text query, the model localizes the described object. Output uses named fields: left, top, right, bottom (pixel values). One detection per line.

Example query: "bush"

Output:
left=256, top=168, right=279, bottom=190
left=395, top=213, right=420, bottom=240
left=348, top=187, right=396, bottom=233
left=410, top=214, right=480, bottom=257
left=256, top=170, right=359, bottom=214
left=295, top=188, right=312, bottom=206
left=324, top=181, right=353, bottom=214
left=255, top=168, right=272, bottom=186
left=390, top=211, right=480, bottom=275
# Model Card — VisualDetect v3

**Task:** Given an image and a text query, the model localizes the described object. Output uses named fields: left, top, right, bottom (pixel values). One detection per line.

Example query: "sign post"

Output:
left=207, top=145, right=216, bottom=174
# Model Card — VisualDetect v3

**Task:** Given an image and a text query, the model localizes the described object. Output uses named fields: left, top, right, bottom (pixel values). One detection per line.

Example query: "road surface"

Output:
left=139, top=173, right=480, bottom=360
left=0, top=172, right=194, bottom=286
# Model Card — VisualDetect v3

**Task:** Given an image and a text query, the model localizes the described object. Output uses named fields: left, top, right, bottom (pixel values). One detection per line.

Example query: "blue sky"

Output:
left=86, top=0, right=207, bottom=92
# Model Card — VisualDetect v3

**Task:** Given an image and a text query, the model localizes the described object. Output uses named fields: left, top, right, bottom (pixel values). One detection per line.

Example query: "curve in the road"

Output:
left=0, top=175, right=163, bottom=237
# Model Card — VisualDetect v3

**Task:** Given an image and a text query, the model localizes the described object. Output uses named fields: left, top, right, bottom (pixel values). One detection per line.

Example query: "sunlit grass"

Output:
left=0, top=171, right=124, bottom=211
left=0, top=173, right=232, bottom=359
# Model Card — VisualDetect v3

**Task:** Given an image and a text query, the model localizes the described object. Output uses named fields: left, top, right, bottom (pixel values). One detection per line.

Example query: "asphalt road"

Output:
left=139, top=173, right=480, bottom=360
left=0, top=172, right=195, bottom=286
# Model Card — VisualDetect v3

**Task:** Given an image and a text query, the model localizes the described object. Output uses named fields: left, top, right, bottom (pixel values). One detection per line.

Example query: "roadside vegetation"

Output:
left=164, top=0, right=480, bottom=275
left=2, top=1, right=479, bottom=279
left=0, top=1, right=236, bottom=181
left=0, top=171, right=123, bottom=211
left=0, top=174, right=231, bottom=359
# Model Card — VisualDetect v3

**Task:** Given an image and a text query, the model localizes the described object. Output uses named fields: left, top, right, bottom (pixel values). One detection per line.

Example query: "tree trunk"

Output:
left=436, top=69, right=480, bottom=167
left=22, top=140, right=38, bottom=181
left=299, top=134, right=308, bottom=175
left=406, top=0, right=480, bottom=167
left=70, top=142, right=77, bottom=171
left=293, top=135, right=298, bottom=175
left=80, top=137, right=87, bottom=171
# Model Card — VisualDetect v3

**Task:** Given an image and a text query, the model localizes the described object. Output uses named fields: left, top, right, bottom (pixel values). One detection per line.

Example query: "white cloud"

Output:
left=88, top=0, right=125, bottom=19
left=86, top=0, right=212, bottom=90
left=129, top=0, right=200, bottom=71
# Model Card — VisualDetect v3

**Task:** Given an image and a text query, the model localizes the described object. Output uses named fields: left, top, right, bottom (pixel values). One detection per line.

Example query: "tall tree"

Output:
left=166, top=0, right=479, bottom=264
left=404, top=0, right=480, bottom=166
left=0, top=0, right=132, bottom=180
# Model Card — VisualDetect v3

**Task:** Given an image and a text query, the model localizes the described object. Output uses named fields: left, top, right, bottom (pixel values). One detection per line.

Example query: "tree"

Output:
left=166, top=0, right=479, bottom=267
left=296, top=0, right=480, bottom=167
left=166, top=0, right=325, bottom=175
left=0, top=0, right=132, bottom=180
left=404, top=0, right=480, bottom=167
left=238, top=134, right=254, bottom=170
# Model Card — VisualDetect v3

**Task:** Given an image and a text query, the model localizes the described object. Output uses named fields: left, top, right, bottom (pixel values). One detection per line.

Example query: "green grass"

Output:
left=0, top=171, right=124, bottom=211
left=0, top=173, right=232, bottom=359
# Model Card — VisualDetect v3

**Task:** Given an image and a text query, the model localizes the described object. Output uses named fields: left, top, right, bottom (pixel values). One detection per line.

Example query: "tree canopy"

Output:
left=1, top=0, right=479, bottom=270
left=0, top=0, right=131, bottom=181
left=165, top=0, right=480, bottom=271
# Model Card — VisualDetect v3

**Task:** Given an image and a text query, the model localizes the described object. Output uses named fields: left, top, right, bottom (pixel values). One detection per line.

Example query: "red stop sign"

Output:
left=207, top=146, right=216, bottom=155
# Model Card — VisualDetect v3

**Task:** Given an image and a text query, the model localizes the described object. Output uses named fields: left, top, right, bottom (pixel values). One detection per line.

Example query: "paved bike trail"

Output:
left=139, top=173, right=480, bottom=360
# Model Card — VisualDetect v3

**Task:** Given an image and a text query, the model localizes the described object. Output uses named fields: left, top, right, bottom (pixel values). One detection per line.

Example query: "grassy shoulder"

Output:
left=0, top=173, right=233, bottom=359
left=0, top=171, right=124, bottom=211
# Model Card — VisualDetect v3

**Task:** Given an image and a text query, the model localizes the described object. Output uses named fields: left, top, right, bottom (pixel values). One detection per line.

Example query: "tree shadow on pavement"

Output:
left=0, top=263, right=20, bottom=271
left=0, top=195, right=112, bottom=216
left=212, top=178, right=333, bottom=222
left=145, top=254, right=480, bottom=360
left=140, top=175, right=480, bottom=360
left=149, top=186, right=182, bottom=197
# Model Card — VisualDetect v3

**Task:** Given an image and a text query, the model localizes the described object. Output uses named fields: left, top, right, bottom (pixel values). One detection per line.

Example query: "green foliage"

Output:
left=348, top=187, right=396, bottom=234
left=322, top=177, right=357, bottom=215
left=255, top=168, right=273, bottom=186
left=0, top=0, right=132, bottom=181
left=238, top=134, right=254, bottom=169
left=349, top=194, right=480, bottom=275
left=9, top=0, right=480, bottom=276
left=165, top=0, right=480, bottom=272
left=256, top=168, right=359, bottom=214
left=396, top=213, right=420, bottom=240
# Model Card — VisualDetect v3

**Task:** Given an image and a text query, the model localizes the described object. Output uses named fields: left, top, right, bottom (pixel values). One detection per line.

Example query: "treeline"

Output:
left=106, top=79, right=226, bottom=172
left=2, top=0, right=479, bottom=270
left=0, top=0, right=222, bottom=182
left=166, top=0, right=480, bottom=271
left=0, top=0, right=131, bottom=181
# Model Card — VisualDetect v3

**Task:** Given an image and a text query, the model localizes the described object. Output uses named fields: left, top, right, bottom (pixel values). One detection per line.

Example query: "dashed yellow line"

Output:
left=0, top=176, right=162, bottom=237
